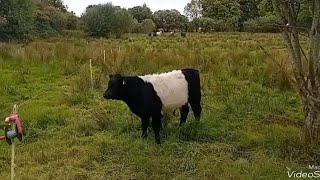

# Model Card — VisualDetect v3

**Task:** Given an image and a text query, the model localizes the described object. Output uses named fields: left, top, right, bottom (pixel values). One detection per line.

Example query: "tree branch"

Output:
left=259, top=45, right=297, bottom=85
left=309, top=0, right=320, bottom=95
left=272, top=0, right=309, bottom=102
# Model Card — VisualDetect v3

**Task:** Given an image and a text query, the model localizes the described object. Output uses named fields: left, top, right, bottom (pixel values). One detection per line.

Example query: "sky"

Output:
left=63, top=0, right=189, bottom=16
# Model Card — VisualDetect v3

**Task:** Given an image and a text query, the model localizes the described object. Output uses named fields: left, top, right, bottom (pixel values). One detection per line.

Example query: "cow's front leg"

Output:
left=152, top=113, right=162, bottom=144
left=141, top=117, right=150, bottom=139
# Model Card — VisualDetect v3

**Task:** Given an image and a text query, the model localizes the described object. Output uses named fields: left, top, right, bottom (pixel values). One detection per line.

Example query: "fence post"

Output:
left=90, top=59, right=93, bottom=91
left=11, top=104, right=18, bottom=180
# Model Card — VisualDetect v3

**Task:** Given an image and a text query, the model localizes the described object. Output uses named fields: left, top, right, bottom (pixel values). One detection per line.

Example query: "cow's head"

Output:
left=103, top=74, right=125, bottom=100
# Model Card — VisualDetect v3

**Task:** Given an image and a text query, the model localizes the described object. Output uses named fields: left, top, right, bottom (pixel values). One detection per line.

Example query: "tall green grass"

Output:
left=0, top=33, right=314, bottom=179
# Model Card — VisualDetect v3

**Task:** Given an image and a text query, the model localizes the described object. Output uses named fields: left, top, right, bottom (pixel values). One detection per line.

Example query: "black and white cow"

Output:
left=103, top=68, right=202, bottom=144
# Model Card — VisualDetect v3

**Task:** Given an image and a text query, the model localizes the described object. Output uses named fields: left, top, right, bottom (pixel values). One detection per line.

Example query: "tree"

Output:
left=271, top=0, right=320, bottom=144
left=66, top=14, right=79, bottom=30
left=112, top=8, right=135, bottom=37
left=258, top=0, right=273, bottom=15
left=38, top=0, right=68, bottom=12
left=238, top=0, right=259, bottom=31
left=187, top=18, right=201, bottom=32
left=198, top=17, right=215, bottom=32
left=82, top=3, right=134, bottom=38
left=201, top=0, right=241, bottom=30
left=243, top=14, right=278, bottom=32
left=184, top=0, right=202, bottom=20
left=49, top=8, right=67, bottom=32
left=153, top=10, right=188, bottom=31
left=0, top=0, right=34, bottom=41
left=128, top=4, right=153, bottom=23
left=139, top=19, right=156, bottom=33
left=198, top=17, right=231, bottom=32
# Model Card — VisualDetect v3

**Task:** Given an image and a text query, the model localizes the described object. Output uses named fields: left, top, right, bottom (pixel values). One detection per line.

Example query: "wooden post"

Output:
left=130, top=41, right=133, bottom=52
left=11, top=104, right=18, bottom=180
left=11, top=137, right=14, bottom=180
left=103, top=50, right=106, bottom=63
left=89, top=59, right=93, bottom=91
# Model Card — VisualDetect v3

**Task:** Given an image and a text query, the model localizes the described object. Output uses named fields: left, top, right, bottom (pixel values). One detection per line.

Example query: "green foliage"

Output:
left=82, top=3, right=134, bottom=38
left=128, top=18, right=156, bottom=34
left=244, top=13, right=279, bottom=32
left=238, top=0, right=260, bottom=31
left=49, top=9, right=67, bottom=32
left=128, top=4, right=153, bottom=23
left=33, top=7, right=71, bottom=37
left=0, top=0, right=34, bottom=42
left=153, top=10, right=188, bottom=31
left=184, top=0, right=202, bottom=20
left=46, top=0, right=67, bottom=12
left=130, top=19, right=141, bottom=33
left=257, top=0, right=274, bottom=16
left=112, top=8, right=135, bottom=38
left=139, top=19, right=156, bottom=34
left=0, top=0, right=80, bottom=41
left=187, top=18, right=201, bottom=32
left=198, top=17, right=232, bottom=32
left=66, top=13, right=79, bottom=30
left=33, top=10, right=56, bottom=37
left=201, top=0, right=241, bottom=26
left=296, top=0, right=313, bottom=28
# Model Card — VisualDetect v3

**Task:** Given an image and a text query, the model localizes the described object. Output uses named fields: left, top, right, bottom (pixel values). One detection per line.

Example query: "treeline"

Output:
left=185, top=0, right=312, bottom=33
left=0, top=0, right=80, bottom=42
left=81, top=3, right=188, bottom=38
left=0, top=0, right=313, bottom=42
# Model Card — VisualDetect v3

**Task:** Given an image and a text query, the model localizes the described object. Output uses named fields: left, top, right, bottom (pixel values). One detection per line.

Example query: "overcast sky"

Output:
left=63, top=0, right=189, bottom=16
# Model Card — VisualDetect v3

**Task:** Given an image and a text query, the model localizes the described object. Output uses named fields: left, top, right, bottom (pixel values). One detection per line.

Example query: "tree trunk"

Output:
left=271, top=0, right=320, bottom=145
left=305, top=102, right=320, bottom=143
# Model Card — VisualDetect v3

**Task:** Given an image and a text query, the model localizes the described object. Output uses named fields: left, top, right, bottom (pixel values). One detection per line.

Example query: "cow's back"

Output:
left=139, top=70, right=189, bottom=112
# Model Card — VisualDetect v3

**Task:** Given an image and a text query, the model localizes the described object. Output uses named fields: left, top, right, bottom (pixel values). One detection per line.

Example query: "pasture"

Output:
left=0, top=33, right=316, bottom=179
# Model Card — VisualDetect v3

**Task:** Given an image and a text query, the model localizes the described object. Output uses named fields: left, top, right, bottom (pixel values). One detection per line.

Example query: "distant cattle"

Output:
left=169, top=31, right=175, bottom=37
left=181, top=32, right=187, bottom=37
left=103, top=69, right=202, bottom=144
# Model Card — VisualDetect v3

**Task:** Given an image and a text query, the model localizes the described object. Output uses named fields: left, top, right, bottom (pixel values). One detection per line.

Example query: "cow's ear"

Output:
left=109, top=75, right=113, bottom=79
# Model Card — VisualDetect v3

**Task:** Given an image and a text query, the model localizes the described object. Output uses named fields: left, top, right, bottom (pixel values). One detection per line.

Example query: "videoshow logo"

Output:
left=287, top=165, right=320, bottom=178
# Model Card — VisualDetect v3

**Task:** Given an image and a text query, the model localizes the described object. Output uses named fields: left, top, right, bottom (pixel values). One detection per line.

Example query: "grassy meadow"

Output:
left=0, top=33, right=317, bottom=179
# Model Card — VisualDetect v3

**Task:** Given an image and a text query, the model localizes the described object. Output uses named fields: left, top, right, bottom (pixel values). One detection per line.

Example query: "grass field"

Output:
left=0, top=33, right=318, bottom=179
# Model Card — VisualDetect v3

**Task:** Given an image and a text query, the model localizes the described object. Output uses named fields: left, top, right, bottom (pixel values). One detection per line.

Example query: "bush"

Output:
left=0, top=0, right=34, bottom=42
left=82, top=3, right=135, bottom=38
left=130, top=19, right=140, bottom=33
left=198, top=18, right=234, bottom=32
left=244, top=14, right=279, bottom=33
left=49, top=9, right=67, bottom=32
left=139, top=19, right=156, bottom=34
left=33, top=9, right=68, bottom=38
left=66, top=15, right=79, bottom=30
left=33, top=10, right=56, bottom=38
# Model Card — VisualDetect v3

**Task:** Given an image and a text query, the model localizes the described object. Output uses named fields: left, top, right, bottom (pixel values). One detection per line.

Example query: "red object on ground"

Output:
left=5, top=114, right=23, bottom=134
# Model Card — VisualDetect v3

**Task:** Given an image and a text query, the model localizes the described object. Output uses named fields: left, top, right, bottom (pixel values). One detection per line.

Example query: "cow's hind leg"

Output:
left=180, top=104, right=189, bottom=126
left=189, top=90, right=202, bottom=121
left=141, top=116, right=150, bottom=138
left=190, top=101, right=202, bottom=121
left=152, top=113, right=162, bottom=144
left=182, top=69, right=202, bottom=121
